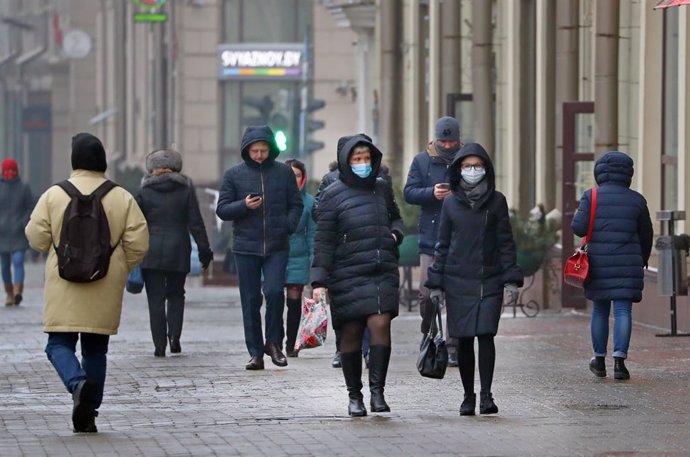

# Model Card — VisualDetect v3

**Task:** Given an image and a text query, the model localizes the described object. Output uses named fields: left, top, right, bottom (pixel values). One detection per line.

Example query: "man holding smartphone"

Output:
left=216, top=125, right=303, bottom=370
left=403, top=116, right=462, bottom=366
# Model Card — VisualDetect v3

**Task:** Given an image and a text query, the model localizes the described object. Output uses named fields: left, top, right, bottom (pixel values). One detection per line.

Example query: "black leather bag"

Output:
left=416, top=297, right=448, bottom=379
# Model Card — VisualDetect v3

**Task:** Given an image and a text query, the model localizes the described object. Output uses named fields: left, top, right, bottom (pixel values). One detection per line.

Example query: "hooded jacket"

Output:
left=425, top=143, right=523, bottom=338
left=286, top=187, right=316, bottom=285
left=571, top=151, right=653, bottom=302
left=403, top=142, right=454, bottom=255
left=136, top=171, right=212, bottom=273
left=0, top=176, right=34, bottom=252
left=311, top=134, right=403, bottom=328
left=216, top=126, right=303, bottom=255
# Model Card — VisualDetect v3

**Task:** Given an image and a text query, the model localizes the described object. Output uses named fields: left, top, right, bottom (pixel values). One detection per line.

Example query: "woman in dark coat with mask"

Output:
left=571, top=151, right=653, bottom=381
left=311, top=134, right=403, bottom=417
left=136, top=149, right=213, bottom=357
left=426, top=143, right=523, bottom=416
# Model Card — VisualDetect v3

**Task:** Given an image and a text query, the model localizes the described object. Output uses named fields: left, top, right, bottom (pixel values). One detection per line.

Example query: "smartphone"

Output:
left=437, top=183, right=450, bottom=190
left=248, top=192, right=263, bottom=199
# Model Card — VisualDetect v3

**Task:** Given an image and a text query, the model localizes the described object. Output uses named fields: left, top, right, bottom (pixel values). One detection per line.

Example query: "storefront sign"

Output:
left=217, top=43, right=303, bottom=81
left=132, top=0, right=168, bottom=23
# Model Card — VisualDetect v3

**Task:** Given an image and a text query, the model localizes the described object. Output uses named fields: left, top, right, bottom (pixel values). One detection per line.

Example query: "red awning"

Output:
left=655, top=0, right=690, bottom=9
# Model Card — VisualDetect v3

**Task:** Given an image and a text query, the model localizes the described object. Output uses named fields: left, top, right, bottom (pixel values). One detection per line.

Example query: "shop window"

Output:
left=661, top=7, right=679, bottom=210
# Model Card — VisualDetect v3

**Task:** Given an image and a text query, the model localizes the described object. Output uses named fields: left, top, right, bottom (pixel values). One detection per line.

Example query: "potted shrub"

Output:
left=510, top=205, right=559, bottom=277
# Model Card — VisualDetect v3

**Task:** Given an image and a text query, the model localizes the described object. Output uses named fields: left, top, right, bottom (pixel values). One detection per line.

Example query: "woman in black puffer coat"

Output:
left=571, top=151, right=653, bottom=381
left=136, top=149, right=213, bottom=357
left=311, top=134, right=403, bottom=417
left=426, top=143, right=523, bottom=416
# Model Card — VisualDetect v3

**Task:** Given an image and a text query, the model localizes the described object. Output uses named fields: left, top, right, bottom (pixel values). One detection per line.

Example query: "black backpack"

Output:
left=53, top=180, right=118, bottom=283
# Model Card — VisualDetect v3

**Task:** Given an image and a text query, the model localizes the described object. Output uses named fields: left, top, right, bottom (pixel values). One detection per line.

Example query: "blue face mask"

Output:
left=351, top=163, right=372, bottom=178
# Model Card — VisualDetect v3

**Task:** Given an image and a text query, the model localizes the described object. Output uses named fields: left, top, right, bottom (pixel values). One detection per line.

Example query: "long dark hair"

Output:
left=285, top=159, right=307, bottom=188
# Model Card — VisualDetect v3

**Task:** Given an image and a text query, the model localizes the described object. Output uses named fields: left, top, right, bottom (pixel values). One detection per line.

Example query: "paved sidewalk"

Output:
left=1, top=262, right=690, bottom=456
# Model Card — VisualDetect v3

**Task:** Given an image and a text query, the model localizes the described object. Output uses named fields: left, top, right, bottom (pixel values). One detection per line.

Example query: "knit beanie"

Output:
left=435, top=116, right=460, bottom=142
left=71, top=133, right=107, bottom=172
left=146, top=149, right=183, bottom=173
left=2, top=158, right=18, bottom=179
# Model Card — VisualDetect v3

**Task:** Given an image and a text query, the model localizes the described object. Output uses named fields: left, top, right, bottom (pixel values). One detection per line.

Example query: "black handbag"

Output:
left=416, top=297, right=448, bottom=379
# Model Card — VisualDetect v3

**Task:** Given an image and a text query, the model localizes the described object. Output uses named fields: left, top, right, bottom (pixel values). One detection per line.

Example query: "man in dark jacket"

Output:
left=216, top=125, right=303, bottom=370
left=404, top=116, right=462, bottom=365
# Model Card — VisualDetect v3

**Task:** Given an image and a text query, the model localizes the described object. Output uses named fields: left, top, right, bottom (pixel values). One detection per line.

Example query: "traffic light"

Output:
left=305, top=99, right=325, bottom=155
left=274, top=130, right=288, bottom=152
left=242, top=95, right=274, bottom=125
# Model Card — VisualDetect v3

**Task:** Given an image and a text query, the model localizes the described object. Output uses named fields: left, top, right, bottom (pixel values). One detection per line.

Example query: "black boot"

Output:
left=368, top=346, right=391, bottom=412
left=479, top=391, right=498, bottom=415
left=459, top=392, right=476, bottom=416
left=589, top=356, right=606, bottom=378
left=613, top=357, right=630, bottom=380
left=341, top=351, right=367, bottom=417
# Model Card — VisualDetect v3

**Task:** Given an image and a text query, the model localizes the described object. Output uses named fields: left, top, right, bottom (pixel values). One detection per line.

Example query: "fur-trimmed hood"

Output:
left=141, top=171, right=190, bottom=190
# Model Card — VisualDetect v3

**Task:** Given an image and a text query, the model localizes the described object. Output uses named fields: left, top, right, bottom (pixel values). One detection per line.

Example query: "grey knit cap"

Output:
left=435, top=116, right=460, bottom=142
left=146, top=149, right=183, bottom=173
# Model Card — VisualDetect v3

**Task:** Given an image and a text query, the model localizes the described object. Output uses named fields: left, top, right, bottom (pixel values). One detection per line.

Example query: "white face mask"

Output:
left=461, top=167, right=486, bottom=185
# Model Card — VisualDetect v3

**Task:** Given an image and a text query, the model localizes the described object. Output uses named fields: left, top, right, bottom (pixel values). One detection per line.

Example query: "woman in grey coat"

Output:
left=136, top=150, right=213, bottom=357
left=0, top=158, right=34, bottom=306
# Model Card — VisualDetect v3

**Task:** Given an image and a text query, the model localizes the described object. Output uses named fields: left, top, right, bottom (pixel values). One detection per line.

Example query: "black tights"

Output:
left=285, top=285, right=304, bottom=350
left=340, top=313, right=392, bottom=353
left=457, top=335, right=496, bottom=394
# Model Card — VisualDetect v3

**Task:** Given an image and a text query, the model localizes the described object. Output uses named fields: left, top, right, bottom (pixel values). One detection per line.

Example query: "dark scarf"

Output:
left=459, top=177, right=489, bottom=208
left=434, top=143, right=458, bottom=165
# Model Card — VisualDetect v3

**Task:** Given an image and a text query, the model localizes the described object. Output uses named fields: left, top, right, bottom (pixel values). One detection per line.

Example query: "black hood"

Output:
left=336, top=133, right=382, bottom=188
left=594, top=151, right=633, bottom=188
left=240, top=125, right=280, bottom=167
left=447, top=143, right=496, bottom=202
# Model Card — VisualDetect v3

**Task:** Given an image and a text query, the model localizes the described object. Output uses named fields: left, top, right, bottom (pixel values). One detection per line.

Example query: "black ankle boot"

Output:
left=460, top=393, right=476, bottom=416
left=341, top=351, right=367, bottom=417
left=479, top=391, right=498, bottom=415
left=613, top=357, right=630, bottom=380
left=368, top=346, right=391, bottom=412
left=589, top=356, right=606, bottom=377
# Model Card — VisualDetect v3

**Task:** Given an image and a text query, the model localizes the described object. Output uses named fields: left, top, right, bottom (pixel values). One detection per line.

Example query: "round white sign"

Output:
left=63, top=30, right=92, bottom=59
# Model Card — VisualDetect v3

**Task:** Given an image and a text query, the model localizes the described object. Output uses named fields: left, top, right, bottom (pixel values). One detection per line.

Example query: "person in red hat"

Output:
left=0, top=158, right=34, bottom=306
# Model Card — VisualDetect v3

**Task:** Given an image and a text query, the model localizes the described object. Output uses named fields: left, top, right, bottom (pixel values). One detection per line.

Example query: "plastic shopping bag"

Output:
left=189, top=235, right=202, bottom=276
left=294, top=297, right=328, bottom=351
left=126, top=265, right=144, bottom=294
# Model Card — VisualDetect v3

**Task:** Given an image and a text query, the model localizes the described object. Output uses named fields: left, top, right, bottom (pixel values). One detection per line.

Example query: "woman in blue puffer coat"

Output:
left=571, top=151, right=653, bottom=381
left=283, top=159, right=316, bottom=357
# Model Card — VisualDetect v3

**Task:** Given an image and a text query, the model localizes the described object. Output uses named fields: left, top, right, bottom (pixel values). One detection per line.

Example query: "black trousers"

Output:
left=142, top=269, right=187, bottom=350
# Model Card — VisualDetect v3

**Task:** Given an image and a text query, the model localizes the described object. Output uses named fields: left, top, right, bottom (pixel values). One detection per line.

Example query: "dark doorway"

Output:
left=562, top=101, right=594, bottom=309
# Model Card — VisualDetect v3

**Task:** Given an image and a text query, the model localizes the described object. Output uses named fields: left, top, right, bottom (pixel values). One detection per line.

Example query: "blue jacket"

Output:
left=571, top=151, right=653, bottom=303
left=286, top=190, right=315, bottom=285
left=403, top=143, right=452, bottom=255
left=216, top=126, right=304, bottom=256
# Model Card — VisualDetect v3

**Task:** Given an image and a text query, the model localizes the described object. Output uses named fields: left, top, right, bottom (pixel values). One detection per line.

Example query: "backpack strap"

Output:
left=91, top=180, right=118, bottom=199
left=55, top=180, right=83, bottom=198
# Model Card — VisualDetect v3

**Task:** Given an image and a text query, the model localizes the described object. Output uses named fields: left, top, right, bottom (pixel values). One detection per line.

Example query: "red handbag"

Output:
left=564, top=187, right=597, bottom=288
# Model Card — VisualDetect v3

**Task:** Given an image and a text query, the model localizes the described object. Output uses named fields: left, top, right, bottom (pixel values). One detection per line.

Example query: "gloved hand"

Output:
left=505, top=283, right=519, bottom=306
left=429, top=289, right=444, bottom=306
left=199, top=250, right=214, bottom=270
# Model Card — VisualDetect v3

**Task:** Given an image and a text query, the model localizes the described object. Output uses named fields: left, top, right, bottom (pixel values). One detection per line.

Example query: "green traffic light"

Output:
left=275, top=130, right=288, bottom=152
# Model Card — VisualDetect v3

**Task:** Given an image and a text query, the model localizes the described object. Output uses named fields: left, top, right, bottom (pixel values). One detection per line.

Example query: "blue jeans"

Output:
left=234, top=251, right=289, bottom=357
left=591, top=300, right=632, bottom=359
left=45, top=332, right=110, bottom=413
left=0, top=250, right=24, bottom=285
